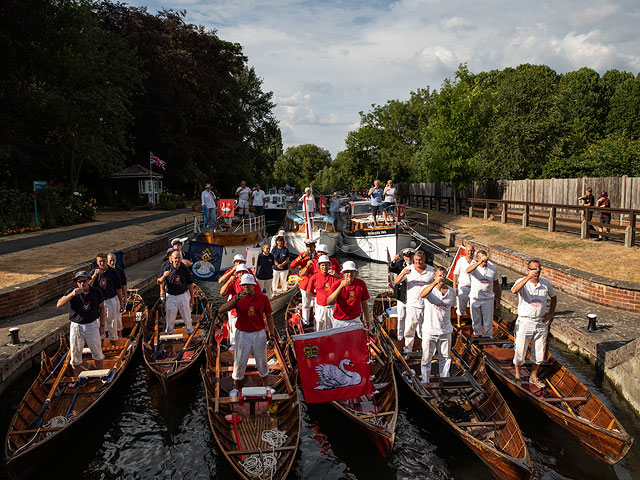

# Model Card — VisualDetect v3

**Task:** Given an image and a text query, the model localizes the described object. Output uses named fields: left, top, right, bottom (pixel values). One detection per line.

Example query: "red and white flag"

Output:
left=446, top=245, right=466, bottom=281
left=293, top=325, right=374, bottom=403
left=318, top=196, right=327, bottom=214
left=396, top=204, right=406, bottom=222
left=149, top=151, right=166, bottom=170
left=218, top=199, right=235, bottom=217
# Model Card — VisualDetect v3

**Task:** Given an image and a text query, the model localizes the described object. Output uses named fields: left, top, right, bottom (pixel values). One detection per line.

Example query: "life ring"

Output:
left=287, top=275, right=300, bottom=286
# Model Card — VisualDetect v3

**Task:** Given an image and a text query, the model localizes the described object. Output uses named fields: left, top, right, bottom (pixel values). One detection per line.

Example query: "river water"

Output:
left=1, top=254, right=638, bottom=479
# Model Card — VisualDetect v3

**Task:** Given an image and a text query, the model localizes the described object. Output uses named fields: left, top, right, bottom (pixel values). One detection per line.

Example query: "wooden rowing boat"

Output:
left=5, top=292, right=145, bottom=476
left=202, top=310, right=300, bottom=480
left=454, top=319, right=634, bottom=465
left=372, top=292, right=533, bottom=479
left=284, top=291, right=398, bottom=457
left=269, top=273, right=299, bottom=314
left=142, top=284, right=212, bottom=390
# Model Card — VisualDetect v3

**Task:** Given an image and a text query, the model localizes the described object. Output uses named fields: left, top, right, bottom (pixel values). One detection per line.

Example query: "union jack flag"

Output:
left=149, top=151, right=166, bottom=170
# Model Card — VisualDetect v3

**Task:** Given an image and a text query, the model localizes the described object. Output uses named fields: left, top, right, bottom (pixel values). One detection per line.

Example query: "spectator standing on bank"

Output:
left=578, top=187, right=595, bottom=231
left=201, top=184, right=217, bottom=227
left=596, top=191, right=611, bottom=240
left=252, top=184, right=266, bottom=217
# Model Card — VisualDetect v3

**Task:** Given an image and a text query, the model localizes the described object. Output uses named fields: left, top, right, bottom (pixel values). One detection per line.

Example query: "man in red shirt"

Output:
left=327, top=261, right=370, bottom=329
left=290, top=240, right=317, bottom=326
left=219, top=263, right=251, bottom=350
left=219, top=274, right=275, bottom=395
left=306, top=255, right=341, bottom=331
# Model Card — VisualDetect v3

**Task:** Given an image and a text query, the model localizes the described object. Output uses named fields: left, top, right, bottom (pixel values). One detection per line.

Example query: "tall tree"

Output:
left=273, top=144, right=331, bottom=190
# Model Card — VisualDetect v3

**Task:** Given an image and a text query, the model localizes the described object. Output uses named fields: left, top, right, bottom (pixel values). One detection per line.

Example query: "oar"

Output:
left=104, top=333, right=135, bottom=383
left=174, top=316, right=204, bottom=363
left=28, top=352, right=71, bottom=429
left=545, top=378, right=578, bottom=418
left=225, top=414, right=244, bottom=461
left=263, top=319, right=293, bottom=394
left=41, top=350, right=70, bottom=385
left=214, top=327, right=223, bottom=413
left=64, top=381, right=82, bottom=419
left=378, top=325, right=429, bottom=397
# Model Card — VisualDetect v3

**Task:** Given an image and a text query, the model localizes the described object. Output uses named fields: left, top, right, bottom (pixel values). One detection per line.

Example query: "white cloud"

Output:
left=125, top=0, right=640, bottom=157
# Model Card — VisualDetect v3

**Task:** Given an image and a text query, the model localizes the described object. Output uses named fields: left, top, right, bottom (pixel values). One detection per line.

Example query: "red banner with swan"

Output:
left=292, top=325, right=373, bottom=403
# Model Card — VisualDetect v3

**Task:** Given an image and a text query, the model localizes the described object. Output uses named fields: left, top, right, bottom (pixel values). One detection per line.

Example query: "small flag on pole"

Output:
left=150, top=151, right=166, bottom=170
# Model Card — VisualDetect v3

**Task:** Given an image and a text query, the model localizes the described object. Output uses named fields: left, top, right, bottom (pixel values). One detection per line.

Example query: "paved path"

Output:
left=0, top=209, right=191, bottom=256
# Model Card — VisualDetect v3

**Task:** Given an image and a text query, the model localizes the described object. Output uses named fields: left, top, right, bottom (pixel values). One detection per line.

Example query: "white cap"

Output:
left=171, top=237, right=188, bottom=246
left=341, top=261, right=358, bottom=273
left=316, top=243, right=328, bottom=253
left=235, top=264, right=248, bottom=273
left=318, top=255, right=331, bottom=264
left=277, top=229, right=286, bottom=235
left=233, top=254, right=246, bottom=262
left=240, top=273, right=256, bottom=285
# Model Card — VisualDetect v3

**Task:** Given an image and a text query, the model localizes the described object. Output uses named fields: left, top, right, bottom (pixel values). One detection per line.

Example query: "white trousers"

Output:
left=272, top=270, right=289, bottom=293
left=166, top=291, right=193, bottom=334
left=456, top=285, right=471, bottom=317
left=404, top=306, right=424, bottom=353
left=227, top=312, right=238, bottom=346
left=301, top=289, right=314, bottom=325
left=314, top=304, right=334, bottom=331
left=70, top=320, right=105, bottom=367
left=256, top=278, right=273, bottom=298
left=332, top=316, right=363, bottom=329
left=233, top=329, right=268, bottom=381
left=104, top=296, right=120, bottom=341
left=421, top=332, right=452, bottom=382
left=470, top=299, right=494, bottom=337
left=396, top=301, right=406, bottom=340
left=513, top=317, right=548, bottom=366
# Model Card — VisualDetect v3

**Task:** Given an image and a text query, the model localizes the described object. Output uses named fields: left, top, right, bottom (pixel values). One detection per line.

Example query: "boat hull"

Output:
left=286, top=231, right=340, bottom=256
left=341, top=229, right=413, bottom=263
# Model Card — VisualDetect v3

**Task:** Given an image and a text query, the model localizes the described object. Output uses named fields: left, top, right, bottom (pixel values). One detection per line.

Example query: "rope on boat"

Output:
left=240, top=428, right=288, bottom=480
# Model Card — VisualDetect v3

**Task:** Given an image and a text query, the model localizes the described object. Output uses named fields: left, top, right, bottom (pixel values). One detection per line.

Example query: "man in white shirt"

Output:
left=252, top=184, right=266, bottom=217
left=466, top=249, right=500, bottom=337
left=420, top=267, right=455, bottom=383
left=511, top=259, right=557, bottom=389
left=393, top=250, right=434, bottom=354
left=452, top=242, right=475, bottom=322
left=201, top=184, right=217, bottom=227
left=235, top=181, right=252, bottom=219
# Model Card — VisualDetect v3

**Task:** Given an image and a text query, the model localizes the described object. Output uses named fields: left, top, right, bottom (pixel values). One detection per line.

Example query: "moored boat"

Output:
left=340, top=200, right=413, bottom=263
left=202, top=310, right=300, bottom=480
left=142, top=284, right=212, bottom=390
left=372, top=293, right=533, bottom=480
left=284, top=291, right=398, bottom=457
left=454, top=319, right=634, bottom=465
left=263, top=191, right=290, bottom=223
left=5, top=295, right=145, bottom=476
left=283, top=204, right=340, bottom=256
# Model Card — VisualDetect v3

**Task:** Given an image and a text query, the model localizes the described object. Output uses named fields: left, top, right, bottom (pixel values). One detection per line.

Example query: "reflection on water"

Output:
left=0, top=254, right=638, bottom=479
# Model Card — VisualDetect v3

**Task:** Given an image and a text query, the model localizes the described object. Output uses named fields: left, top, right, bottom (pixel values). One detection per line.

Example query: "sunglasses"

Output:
left=76, top=279, right=88, bottom=284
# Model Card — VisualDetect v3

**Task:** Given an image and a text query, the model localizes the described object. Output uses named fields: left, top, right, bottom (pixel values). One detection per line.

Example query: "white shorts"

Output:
left=513, top=317, right=548, bottom=366
left=104, top=296, right=120, bottom=341
left=70, top=320, right=105, bottom=367
left=314, top=304, right=334, bottom=331
left=237, top=200, right=249, bottom=215
left=332, top=316, right=363, bottom=329
left=166, top=291, right=193, bottom=334
left=456, top=284, right=471, bottom=317
left=233, top=329, right=268, bottom=381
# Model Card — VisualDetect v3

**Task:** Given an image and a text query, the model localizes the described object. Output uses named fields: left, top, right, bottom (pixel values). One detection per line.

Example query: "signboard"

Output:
left=33, top=181, right=46, bottom=193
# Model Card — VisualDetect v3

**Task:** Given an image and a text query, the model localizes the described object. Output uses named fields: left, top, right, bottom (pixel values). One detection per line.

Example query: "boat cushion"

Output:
left=78, top=369, right=111, bottom=379
left=160, top=334, right=184, bottom=341
left=82, top=347, right=92, bottom=355
left=242, top=386, right=268, bottom=397
left=484, top=347, right=515, bottom=363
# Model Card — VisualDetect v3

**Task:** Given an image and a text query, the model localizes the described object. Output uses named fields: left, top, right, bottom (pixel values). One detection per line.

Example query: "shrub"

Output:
left=0, top=186, right=34, bottom=232
left=37, top=183, right=96, bottom=228
left=159, top=191, right=185, bottom=210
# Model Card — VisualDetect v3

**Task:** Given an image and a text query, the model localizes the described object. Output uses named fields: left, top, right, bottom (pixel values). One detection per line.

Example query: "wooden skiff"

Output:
left=454, top=319, right=633, bottom=465
left=373, top=292, right=533, bottom=480
left=202, top=310, right=300, bottom=480
left=5, top=292, right=145, bottom=475
left=142, top=284, right=212, bottom=390
left=284, top=291, right=398, bottom=457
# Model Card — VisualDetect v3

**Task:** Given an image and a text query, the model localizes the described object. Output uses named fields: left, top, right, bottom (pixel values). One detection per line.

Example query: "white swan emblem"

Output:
left=314, top=359, right=362, bottom=390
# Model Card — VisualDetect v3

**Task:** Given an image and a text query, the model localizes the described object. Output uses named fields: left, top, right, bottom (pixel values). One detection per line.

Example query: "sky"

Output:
left=125, top=0, right=640, bottom=158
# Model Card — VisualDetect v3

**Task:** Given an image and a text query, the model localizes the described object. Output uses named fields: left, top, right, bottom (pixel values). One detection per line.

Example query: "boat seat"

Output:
left=484, top=348, right=515, bottom=364
left=160, top=334, right=184, bottom=341
left=440, top=376, right=473, bottom=388
left=78, top=369, right=111, bottom=379
left=242, top=386, right=268, bottom=397
left=471, top=337, right=511, bottom=345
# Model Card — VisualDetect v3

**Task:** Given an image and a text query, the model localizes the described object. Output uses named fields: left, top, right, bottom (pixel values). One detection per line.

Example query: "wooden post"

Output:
left=522, top=204, right=529, bottom=227
left=501, top=203, right=507, bottom=223
left=548, top=206, right=556, bottom=232
left=469, top=205, right=474, bottom=218
left=581, top=219, right=588, bottom=239
left=483, top=204, right=489, bottom=220
left=437, top=196, right=441, bottom=212
left=626, top=212, right=636, bottom=247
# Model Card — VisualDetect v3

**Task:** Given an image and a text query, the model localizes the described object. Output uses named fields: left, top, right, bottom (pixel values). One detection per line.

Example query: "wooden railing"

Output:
left=398, top=194, right=464, bottom=214
left=467, top=198, right=638, bottom=247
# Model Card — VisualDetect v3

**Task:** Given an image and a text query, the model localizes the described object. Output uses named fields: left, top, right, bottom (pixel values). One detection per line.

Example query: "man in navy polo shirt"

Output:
left=57, top=271, right=106, bottom=377
left=157, top=250, right=195, bottom=334
left=90, top=253, right=124, bottom=344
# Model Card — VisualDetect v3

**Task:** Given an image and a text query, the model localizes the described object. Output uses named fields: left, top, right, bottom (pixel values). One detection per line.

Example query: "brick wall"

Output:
left=429, top=220, right=640, bottom=313
left=0, top=234, right=173, bottom=321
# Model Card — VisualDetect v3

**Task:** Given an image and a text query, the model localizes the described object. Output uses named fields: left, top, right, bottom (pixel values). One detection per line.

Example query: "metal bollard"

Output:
left=501, top=275, right=508, bottom=287
left=8, top=328, right=22, bottom=345
left=587, top=314, right=598, bottom=332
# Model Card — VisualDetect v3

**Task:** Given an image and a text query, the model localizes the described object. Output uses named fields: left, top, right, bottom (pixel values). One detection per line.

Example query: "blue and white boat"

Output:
left=283, top=204, right=340, bottom=256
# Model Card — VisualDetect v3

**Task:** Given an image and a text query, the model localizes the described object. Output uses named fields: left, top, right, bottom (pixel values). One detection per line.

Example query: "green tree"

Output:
left=273, top=144, right=331, bottom=190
